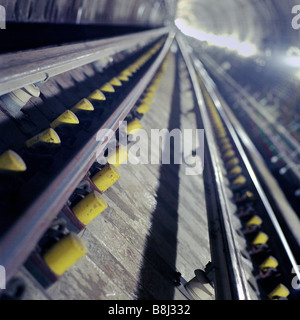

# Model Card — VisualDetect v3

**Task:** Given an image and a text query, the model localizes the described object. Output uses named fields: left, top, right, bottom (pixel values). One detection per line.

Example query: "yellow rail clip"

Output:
left=0, top=150, right=27, bottom=172
left=43, top=233, right=88, bottom=276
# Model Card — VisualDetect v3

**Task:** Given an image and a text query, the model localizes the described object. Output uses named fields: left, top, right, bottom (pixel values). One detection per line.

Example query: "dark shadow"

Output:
left=136, top=51, right=182, bottom=300
left=0, top=23, right=153, bottom=53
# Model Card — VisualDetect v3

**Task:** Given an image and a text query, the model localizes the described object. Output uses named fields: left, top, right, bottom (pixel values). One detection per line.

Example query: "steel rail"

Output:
left=217, top=92, right=300, bottom=248
left=177, top=35, right=251, bottom=300
left=200, top=53, right=300, bottom=181
left=0, top=31, right=175, bottom=282
left=192, top=54, right=300, bottom=287
left=0, top=27, right=170, bottom=96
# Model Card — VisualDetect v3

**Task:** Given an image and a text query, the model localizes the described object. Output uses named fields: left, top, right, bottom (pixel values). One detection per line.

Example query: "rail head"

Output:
left=0, top=27, right=171, bottom=96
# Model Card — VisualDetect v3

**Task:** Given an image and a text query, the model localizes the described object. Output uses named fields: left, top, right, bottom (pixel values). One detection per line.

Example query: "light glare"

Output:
left=285, top=56, right=300, bottom=67
left=175, top=19, right=257, bottom=57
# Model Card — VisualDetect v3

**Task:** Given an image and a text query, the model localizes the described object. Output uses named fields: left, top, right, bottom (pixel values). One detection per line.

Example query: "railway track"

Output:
left=0, top=30, right=299, bottom=300
left=179, top=40, right=300, bottom=300
left=197, top=50, right=300, bottom=216
left=0, top=28, right=174, bottom=293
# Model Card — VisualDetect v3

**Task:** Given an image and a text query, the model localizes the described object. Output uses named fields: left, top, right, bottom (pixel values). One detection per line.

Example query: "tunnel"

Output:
left=0, top=0, right=299, bottom=304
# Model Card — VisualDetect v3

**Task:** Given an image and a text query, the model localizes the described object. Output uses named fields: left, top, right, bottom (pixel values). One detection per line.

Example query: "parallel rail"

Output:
left=178, top=36, right=252, bottom=300
left=178, top=36, right=300, bottom=299
left=1, top=29, right=299, bottom=300
left=199, top=53, right=300, bottom=208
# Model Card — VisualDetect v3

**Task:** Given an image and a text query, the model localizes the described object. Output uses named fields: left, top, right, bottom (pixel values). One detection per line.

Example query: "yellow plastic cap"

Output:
left=0, top=150, right=27, bottom=172
left=107, top=146, right=128, bottom=167
left=141, top=97, right=153, bottom=105
left=226, top=157, right=239, bottom=168
left=246, top=215, right=263, bottom=227
left=87, top=90, right=106, bottom=101
left=118, top=74, right=129, bottom=82
left=221, top=143, right=233, bottom=152
left=71, top=98, right=94, bottom=112
left=136, top=103, right=150, bottom=115
left=109, top=77, right=122, bottom=87
left=223, top=149, right=235, bottom=159
left=121, top=69, right=132, bottom=77
left=43, top=233, right=88, bottom=276
left=100, top=83, right=115, bottom=93
left=259, top=256, right=279, bottom=272
left=232, top=175, right=247, bottom=187
left=241, top=191, right=255, bottom=201
left=72, top=190, right=108, bottom=225
left=26, top=128, right=61, bottom=148
left=252, top=232, right=269, bottom=246
left=268, top=284, right=290, bottom=300
left=50, top=110, right=79, bottom=129
left=128, top=65, right=138, bottom=73
left=147, top=84, right=158, bottom=93
left=91, top=164, right=120, bottom=193
left=145, top=91, right=155, bottom=99
left=229, top=166, right=242, bottom=175
left=126, top=119, right=143, bottom=135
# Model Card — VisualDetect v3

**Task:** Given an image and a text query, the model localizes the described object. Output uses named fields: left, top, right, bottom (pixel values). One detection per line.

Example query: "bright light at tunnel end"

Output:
left=175, top=19, right=257, bottom=57
left=285, top=56, right=300, bottom=68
